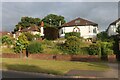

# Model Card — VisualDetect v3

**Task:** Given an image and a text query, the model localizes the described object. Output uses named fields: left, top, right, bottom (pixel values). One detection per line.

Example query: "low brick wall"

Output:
left=29, top=54, right=55, bottom=60
left=70, top=55, right=101, bottom=62
left=29, top=54, right=117, bottom=62
left=108, top=55, right=116, bottom=62
left=1, top=53, right=117, bottom=62
left=2, top=53, right=20, bottom=58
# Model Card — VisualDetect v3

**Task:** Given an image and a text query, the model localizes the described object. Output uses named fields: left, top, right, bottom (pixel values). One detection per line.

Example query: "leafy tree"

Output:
left=116, top=25, right=120, bottom=34
left=42, top=14, right=66, bottom=28
left=97, top=31, right=109, bottom=41
left=2, top=35, right=13, bottom=47
left=14, top=17, right=41, bottom=32
left=14, top=33, right=29, bottom=53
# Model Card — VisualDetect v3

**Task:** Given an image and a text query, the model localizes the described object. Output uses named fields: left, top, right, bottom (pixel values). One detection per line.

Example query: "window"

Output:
left=93, top=28, right=97, bottom=33
left=75, top=20, right=80, bottom=24
left=61, top=29, right=64, bottom=34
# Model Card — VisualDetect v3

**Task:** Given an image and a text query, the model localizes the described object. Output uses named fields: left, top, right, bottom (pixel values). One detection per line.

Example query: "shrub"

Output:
left=27, top=41, right=43, bottom=54
left=88, top=44, right=100, bottom=55
left=96, top=41, right=114, bottom=60
left=65, top=32, right=80, bottom=39
left=61, top=36, right=81, bottom=54
left=79, top=47, right=89, bottom=55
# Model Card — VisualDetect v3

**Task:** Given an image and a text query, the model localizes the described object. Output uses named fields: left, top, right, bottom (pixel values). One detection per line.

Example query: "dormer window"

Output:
left=75, top=20, right=80, bottom=24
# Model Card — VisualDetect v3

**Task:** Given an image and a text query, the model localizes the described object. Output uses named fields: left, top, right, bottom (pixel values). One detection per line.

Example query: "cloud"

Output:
left=2, top=2, right=118, bottom=31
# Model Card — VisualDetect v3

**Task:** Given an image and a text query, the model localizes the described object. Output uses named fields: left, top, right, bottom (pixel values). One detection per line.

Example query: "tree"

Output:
left=97, top=31, right=109, bottom=41
left=14, top=17, right=41, bottom=32
left=116, top=25, right=120, bottom=34
left=14, top=33, right=29, bottom=53
left=42, top=14, right=66, bottom=28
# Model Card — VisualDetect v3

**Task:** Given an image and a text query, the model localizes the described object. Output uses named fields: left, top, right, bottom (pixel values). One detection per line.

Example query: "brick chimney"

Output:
left=40, top=21, right=44, bottom=36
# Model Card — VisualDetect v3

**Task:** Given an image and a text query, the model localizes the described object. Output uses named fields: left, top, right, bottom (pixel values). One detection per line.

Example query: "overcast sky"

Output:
left=1, top=1, right=119, bottom=32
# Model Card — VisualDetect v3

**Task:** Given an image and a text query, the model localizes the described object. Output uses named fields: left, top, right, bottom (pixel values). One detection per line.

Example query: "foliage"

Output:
left=97, top=31, right=109, bottom=41
left=23, top=32, right=34, bottom=41
left=42, top=14, right=66, bottom=28
left=14, top=34, right=29, bottom=53
left=88, top=44, right=100, bottom=55
left=96, top=41, right=114, bottom=60
left=2, top=35, right=13, bottom=46
left=65, top=32, right=80, bottom=39
left=14, top=16, right=41, bottom=32
left=34, top=33, right=41, bottom=39
left=27, top=41, right=43, bottom=54
left=44, top=27, right=59, bottom=40
left=61, top=36, right=81, bottom=54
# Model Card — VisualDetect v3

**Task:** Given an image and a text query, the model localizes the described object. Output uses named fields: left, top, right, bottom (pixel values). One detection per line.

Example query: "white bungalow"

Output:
left=59, top=17, right=99, bottom=39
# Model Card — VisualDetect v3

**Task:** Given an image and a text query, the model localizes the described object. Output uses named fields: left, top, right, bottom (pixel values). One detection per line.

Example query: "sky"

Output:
left=1, top=0, right=119, bottom=32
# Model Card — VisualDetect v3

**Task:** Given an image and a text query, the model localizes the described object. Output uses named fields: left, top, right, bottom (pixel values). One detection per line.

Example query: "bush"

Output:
left=96, top=41, right=113, bottom=60
left=61, top=36, right=81, bottom=54
left=65, top=32, right=80, bottom=39
left=79, top=47, right=89, bottom=55
left=27, top=42, right=43, bottom=54
left=88, top=44, right=100, bottom=55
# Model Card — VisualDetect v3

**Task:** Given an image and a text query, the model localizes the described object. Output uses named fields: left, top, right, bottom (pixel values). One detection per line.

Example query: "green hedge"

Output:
left=27, top=42, right=43, bottom=54
left=65, top=32, right=80, bottom=39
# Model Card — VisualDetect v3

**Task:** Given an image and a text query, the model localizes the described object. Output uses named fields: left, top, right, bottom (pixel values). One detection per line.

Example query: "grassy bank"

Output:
left=2, top=58, right=109, bottom=75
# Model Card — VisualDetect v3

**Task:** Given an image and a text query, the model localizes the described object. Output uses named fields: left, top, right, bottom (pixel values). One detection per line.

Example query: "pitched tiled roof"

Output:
left=110, top=18, right=120, bottom=25
left=20, top=25, right=39, bottom=32
left=0, top=31, right=11, bottom=35
left=62, top=17, right=98, bottom=27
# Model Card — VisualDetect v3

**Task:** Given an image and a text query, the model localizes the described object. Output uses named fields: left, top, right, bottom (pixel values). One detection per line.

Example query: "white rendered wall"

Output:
left=59, top=25, right=98, bottom=38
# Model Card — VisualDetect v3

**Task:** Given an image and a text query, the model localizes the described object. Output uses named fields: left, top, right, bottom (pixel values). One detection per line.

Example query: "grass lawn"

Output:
left=2, top=58, right=109, bottom=75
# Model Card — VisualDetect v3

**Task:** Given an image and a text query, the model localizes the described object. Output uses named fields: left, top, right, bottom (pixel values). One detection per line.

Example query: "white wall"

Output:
left=59, top=25, right=98, bottom=38
left=107, top=21, right=120, bottom=36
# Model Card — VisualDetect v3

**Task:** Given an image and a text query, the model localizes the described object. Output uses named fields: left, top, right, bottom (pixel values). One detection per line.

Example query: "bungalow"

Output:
left=106, top=18, right=120, bottom=36
left=59, top=17, right=99, bottom=39
left=13, top=21, right=44, bottom=39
